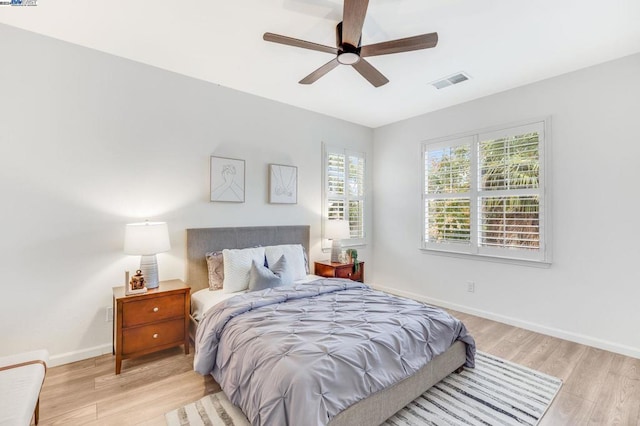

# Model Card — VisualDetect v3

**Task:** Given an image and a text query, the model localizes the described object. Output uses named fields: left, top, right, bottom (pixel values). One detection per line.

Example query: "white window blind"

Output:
left=324, top=146, right=366, bottom=244
left=424, top=138, right=473, bottom=246
left=422, top=120, right=549, bottom=263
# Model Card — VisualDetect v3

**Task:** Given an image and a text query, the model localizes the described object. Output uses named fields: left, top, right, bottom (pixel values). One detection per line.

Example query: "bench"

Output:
left=0, top=350, right=49, bottom=425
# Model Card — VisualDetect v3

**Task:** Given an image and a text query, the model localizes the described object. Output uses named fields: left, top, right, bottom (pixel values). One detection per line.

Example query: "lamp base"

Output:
left=330, top=240, right=342, bottom=263
left=139, top=254, right=160, bottom=289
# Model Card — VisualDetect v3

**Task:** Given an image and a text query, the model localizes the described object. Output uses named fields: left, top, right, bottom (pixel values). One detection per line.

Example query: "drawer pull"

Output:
left=153, top=333, right=159, bottom=339
left=153, top=307, right=159, bottom=312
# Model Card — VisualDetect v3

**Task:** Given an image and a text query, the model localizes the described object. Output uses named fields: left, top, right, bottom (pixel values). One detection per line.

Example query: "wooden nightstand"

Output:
left=112, top=279, right=190, bottom=374
left=314, top=260, right=365, bottom=283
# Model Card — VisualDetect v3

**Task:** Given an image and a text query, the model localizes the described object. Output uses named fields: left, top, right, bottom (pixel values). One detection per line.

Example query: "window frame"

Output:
left=322, top=144, right=367, bottom=249
left=421, top=118, right=551, bottom=265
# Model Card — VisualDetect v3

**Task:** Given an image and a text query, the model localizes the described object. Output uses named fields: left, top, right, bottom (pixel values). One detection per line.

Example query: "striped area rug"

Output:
left=165, top=392, right=250, bottom=426
left=384, top=352, right=562, bottom=426
left=166, top=351, right=562, bottom=426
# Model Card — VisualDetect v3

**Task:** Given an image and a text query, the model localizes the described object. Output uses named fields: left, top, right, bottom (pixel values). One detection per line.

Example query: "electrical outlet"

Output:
left=466, top=281, right=475, bottom=293
left=105, top=306, right=113, bottom=322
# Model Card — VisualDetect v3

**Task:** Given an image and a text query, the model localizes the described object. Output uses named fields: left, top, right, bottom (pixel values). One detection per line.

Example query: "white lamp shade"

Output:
left=124, top=222, right=171, bottom=255
left=325, top=220, right=350, bottom=240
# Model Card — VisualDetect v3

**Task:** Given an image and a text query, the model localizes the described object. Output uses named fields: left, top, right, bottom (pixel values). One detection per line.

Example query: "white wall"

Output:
left=3, top=20, right=639, bottom=365
left=372, top=53, right=640, bottom=358
left=0, top=24, right=373, bottom=364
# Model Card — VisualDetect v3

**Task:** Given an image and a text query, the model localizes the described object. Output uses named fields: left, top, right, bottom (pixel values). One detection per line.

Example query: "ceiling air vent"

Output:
left=431, top=72, right=471, bottom=89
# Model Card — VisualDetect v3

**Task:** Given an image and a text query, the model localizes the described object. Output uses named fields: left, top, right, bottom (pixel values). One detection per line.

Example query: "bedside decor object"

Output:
left=124, top=221, right=171, bottom=289
left=130, top=270, right=145, bottom=289
left=346, top=249, right=359, bottom=273
left=325, top=219, right=350, bottom=263
left=210, top=156, right=245, bottom=202
left=125, top=270, right=147, bottom=296
left=269, top=164, right=297, bottom=204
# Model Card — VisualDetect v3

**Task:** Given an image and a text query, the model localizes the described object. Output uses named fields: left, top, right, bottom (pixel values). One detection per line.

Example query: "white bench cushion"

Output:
left=0, top=350, right=48, bottom=426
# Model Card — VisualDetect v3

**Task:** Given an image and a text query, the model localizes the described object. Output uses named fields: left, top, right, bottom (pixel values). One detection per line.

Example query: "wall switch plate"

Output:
left=106, top=306, right=113, bottom=322
left=467, top=281, right=475, bottom=293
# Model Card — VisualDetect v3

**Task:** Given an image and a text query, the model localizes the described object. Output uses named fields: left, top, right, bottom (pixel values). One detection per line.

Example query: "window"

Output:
left=422, top=120, right=549, bottom=263
left=323, top=145, right=366, bottom=245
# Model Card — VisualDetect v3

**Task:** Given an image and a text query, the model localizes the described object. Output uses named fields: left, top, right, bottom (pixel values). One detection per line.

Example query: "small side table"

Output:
left=314, top=260, right=365, bottom=283
left=112, top=279, right=190, bottom=374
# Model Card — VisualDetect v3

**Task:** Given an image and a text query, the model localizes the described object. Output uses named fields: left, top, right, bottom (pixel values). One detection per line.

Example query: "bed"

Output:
left=186, top=225, right=475, bottom=426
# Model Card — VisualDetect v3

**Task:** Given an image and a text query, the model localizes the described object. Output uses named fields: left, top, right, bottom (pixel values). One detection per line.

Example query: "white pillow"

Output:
left=264, top=244, right=306, bottom=281
left=222, top=247, right=266, bottom=293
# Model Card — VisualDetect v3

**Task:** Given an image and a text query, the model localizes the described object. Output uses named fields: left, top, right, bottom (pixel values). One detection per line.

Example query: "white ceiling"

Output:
left=2, top=0, right=640, bottom=128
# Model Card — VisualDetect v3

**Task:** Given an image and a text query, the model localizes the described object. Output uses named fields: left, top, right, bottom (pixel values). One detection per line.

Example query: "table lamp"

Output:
left=325, top=219, right=351, bottom=263
left=124, top=221, right=171, bottom=289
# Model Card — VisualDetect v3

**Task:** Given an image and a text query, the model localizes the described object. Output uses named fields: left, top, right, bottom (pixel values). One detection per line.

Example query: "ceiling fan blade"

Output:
left=361, top=32, right=438, bottom=57
left=299, top=58, right=340, bottom=84
left=352, top=58, right=389, bottom=87
left=342, top=0, right=369, bottom=47
left=264, top=33, right=338, bottom=55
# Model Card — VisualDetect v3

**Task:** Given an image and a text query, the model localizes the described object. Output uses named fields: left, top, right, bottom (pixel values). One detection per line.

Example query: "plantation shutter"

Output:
left=422, top=120, right=548, bottom=263
left=423, top=137, right=473, bottom=249
left=327, top=153, right=346, bottom=221
left=347, top=154, right=365, bottom=238
left=477, top=122, right=545, bottom=260
left=324, top=147, right=366, bottom=243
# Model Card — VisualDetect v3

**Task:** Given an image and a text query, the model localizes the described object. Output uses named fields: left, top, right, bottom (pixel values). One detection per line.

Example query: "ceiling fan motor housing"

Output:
left=336, top=21, right=361, bottom=64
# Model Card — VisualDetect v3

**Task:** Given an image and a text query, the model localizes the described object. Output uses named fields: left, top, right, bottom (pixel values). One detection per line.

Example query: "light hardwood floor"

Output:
left=37, top=311, right=640, bottom=425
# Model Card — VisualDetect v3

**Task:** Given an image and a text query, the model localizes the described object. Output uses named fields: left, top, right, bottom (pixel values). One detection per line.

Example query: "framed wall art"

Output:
left=210, top=156, right=245, bottom=202
left=269, top=164, right=297, bottom=204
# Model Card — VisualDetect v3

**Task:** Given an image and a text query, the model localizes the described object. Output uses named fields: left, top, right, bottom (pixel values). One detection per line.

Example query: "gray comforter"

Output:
left=194, top=279, right=475, bottom=426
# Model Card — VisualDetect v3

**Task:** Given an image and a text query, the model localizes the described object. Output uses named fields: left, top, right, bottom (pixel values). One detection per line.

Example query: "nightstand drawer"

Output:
left=335, top=266, right=360, bottom=281
left=335, top=265, right=353, bottom=279
left=122, top=318, right=185, bottom=355
left=122, top=294, right=185, bottom=327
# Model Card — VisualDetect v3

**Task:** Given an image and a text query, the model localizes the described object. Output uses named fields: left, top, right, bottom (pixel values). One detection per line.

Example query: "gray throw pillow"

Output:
left=270, top=254, right=293, bottom=286
left=248, top=255, right=293, bottom=291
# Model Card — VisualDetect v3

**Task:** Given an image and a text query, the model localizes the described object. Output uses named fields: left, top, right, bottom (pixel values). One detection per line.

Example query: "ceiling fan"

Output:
left=263, top=0, right=438, bottom=87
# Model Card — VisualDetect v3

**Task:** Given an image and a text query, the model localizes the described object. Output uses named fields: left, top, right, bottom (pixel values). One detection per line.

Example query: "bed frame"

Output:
left=185, top=225, right=466, bottom=426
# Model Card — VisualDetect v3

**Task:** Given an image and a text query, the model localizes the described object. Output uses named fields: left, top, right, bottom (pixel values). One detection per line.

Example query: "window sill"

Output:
left=322, top=242, right=368, bottom=253
left=419, top=247, right=551, bottom=268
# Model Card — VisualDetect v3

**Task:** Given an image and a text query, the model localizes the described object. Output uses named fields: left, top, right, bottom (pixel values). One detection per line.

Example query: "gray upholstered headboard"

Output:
left=186, top=225, right=311, bottom=292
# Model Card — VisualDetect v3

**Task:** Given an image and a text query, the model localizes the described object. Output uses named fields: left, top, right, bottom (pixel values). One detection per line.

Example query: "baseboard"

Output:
left=48, top=343, right=113, bottom=367
left=371, top=284, right=640, bottom=360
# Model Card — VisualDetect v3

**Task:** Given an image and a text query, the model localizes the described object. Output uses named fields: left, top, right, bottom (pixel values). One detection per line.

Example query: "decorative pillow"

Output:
left=222, top=246, right=266, bottom=293
left=205, top=251, right=224, bottom=291
left=303, top=248, right=310, bottom=274
left=269, top=254, right=293, bottom=286
left=264, top=244, right=307, bottom=281
left=248, top=255, right=293, bottom=292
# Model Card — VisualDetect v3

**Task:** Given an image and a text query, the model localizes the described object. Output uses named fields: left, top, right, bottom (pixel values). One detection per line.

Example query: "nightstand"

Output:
left=112, top=279, right=190, bottom=374
left=314, top=260, right=365, bottom=283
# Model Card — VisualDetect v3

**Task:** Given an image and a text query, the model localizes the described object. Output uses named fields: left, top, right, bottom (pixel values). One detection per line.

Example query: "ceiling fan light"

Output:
left=337, top=52, right=360, bottom=65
